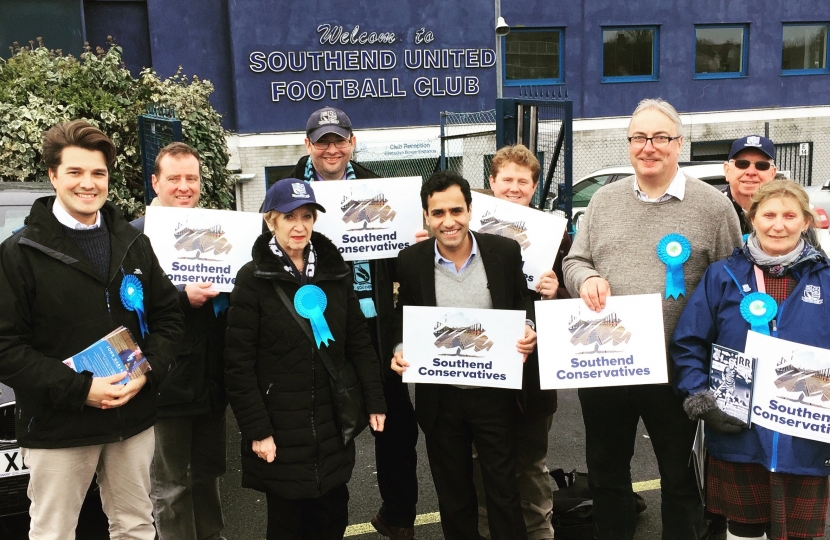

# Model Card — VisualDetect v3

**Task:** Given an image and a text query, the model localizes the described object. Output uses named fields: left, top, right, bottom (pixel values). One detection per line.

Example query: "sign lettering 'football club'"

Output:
left=535, top=294, right=668, bottom=389
left=469, top=192, right=567, bottom=288
left=143, top=207, right=264, bottom=292
left=402, top=306, right=526, bottom=389
left=310, top=177, right=423, bottom=261
left=250, top=24, right=495, bottom=104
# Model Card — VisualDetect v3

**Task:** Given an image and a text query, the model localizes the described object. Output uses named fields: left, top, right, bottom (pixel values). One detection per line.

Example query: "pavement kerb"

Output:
left=343, top=477, right=662, bottom=537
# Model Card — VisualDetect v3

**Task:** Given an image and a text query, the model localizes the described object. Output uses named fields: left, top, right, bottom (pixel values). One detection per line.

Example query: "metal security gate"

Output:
left=438, top=110, right=498, bottom=189
left=496, top=91, right=573, bottom=230
left=775, top=142, right=813, bottom=186
left=138, top=106, right=183, bottom=205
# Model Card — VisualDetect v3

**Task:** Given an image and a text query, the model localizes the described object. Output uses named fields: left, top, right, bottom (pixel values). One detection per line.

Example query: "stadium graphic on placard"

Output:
left=772, top=350, right=830, bottom=406
left=477, top=210, right=531, bottom=250
left=172, top=216, right=233, bottom=261
left=568, top=310, right=632, bottom=354
left=433, top=312, right=494, bottom=357
left=340, top=185, right=397, bottom=230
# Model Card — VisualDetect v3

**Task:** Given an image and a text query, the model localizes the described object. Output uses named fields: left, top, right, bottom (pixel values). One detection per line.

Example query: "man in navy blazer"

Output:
left=391, top=171, right=536, bottom=540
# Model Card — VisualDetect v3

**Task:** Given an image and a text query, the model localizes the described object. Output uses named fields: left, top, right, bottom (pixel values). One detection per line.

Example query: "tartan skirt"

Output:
left=706, top=456, right=829, bottom=539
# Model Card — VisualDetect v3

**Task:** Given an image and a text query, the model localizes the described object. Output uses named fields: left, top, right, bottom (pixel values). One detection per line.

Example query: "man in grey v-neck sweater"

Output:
left=563, top=99, right=742, bottom=540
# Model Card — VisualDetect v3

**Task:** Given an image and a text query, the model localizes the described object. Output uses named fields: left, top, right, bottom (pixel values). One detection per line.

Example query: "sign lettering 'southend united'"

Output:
left=311, top=177, right=423, bottom=261
left=535, top=294, right=668, bottom=389
left=143, top=207, right=264, bottom=292
left=402, top=306, right=526, bottom=389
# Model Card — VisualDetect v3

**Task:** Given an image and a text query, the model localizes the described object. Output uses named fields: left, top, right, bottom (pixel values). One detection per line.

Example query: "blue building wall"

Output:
left=145, top=0, right=237, bottom=127
left=8, top=0, right=830, bottom=134
left=226, top=0, right=497, bottom=133
left=220, top=0, right=830, bottom=132
left=84, top=1, right=152, bottom=77
left=500, top=0, right=830, bottom=119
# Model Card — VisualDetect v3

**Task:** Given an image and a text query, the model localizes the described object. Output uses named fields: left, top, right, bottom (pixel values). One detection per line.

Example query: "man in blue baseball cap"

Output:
left=724, top=135, right=778, bottom=234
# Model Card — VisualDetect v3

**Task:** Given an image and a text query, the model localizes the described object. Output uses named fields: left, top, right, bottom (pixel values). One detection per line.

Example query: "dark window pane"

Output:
left=505, top=30, right=561, bottom=81
left=695, top=27, right=744, bottom=74
left=782, top=25, right=827, bottom=70
left=602, top=29, right=654, bottom=77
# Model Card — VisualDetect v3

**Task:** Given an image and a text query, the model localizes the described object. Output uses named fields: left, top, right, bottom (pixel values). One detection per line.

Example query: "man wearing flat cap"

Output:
left=278, top=107, right=420, bottom=540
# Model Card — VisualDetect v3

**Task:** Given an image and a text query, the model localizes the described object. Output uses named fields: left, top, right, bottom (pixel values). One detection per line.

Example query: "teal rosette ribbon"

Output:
left=740, top=292, right=777, bottom=336
left=212, top=293, right=230, bottom=317
left=120, top=274, right=149, bottom=337
left=657, top=234, right=692, bottom=299
left=295, top=285, right=334, bottom=347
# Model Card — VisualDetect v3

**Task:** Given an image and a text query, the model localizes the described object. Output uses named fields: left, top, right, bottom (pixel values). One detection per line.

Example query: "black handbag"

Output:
left=273, top=283, right=370, bottom=446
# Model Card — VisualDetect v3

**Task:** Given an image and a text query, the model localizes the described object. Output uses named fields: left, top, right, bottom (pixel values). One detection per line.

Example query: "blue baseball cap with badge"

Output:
left=728, top=135, right=776, bottom=161
left=306, top=106, right=353, bottom=143
left=262, top=178, right=327, bottom=214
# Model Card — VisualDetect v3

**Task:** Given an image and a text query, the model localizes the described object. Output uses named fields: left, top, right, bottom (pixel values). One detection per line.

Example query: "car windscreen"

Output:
left=573, top=175, right=613, bottom=207
left=698, top=176, right=727, bottom=191
left=0, top=206, right=31, bottom=242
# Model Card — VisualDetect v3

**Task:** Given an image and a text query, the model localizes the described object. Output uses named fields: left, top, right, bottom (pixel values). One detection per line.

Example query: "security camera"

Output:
left=231, top=173, right=256, bottom=184
left=495, top=16, right=510, bottom=36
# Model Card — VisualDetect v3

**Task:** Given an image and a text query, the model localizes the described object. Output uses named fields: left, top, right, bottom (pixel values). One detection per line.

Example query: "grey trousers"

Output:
left=474, top=414, right=555, bottom=540
left=23, top=426, right=156, bottom=540
left=150, top=409, right=227, bottom=540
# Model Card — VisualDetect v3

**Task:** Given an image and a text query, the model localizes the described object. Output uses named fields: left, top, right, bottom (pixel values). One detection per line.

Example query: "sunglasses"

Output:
left=730, top=159, right=773, bottom=171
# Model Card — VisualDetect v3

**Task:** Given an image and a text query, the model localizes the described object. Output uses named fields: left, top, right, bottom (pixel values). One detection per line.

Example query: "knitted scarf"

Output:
left=303, top=158, right=377, bottom=318
left=269, top=236, right=317, bottom=284
left=743, top=233, right=822, bottom=278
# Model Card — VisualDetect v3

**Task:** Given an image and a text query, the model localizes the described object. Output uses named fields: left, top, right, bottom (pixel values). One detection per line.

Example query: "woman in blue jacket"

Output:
left=671, top=180, right=830, bottom=540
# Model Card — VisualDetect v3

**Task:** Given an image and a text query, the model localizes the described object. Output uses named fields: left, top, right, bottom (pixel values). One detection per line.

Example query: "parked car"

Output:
left=0, top=182, right=55, bottom=516
left=551, top=162, right=727, bottom=231
left=804, top=179, right=830, bottom=226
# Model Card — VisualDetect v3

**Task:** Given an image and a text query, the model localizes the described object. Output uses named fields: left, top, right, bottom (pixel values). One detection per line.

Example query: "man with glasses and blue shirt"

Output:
left=563, top=98, right=742, bottom=540
left=280, top=106, right=422, bottom=540
left=723, top=135, right=778, bottom=234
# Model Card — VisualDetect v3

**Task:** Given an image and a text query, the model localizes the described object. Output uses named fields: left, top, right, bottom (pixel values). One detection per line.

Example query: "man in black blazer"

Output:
left=391, top=171, right=536, bottom=540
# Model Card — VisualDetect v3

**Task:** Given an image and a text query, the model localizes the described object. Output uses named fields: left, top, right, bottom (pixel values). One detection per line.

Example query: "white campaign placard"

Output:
left=144, top=207, right=263, bottom=292
left=535, top=294, right=668, bottom=389
left=311, top=177, right=422, bottom=261
left=401, top=306, right=526, bottom=389
left=469, top=192, right=567, bottom=288
left=817, top=229, right=830, bottom=255
left=745, top=331, right=830, bottom=444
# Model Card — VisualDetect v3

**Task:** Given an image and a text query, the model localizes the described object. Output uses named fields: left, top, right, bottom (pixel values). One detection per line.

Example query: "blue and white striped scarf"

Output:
left=303, top=159, right=377, bottom=318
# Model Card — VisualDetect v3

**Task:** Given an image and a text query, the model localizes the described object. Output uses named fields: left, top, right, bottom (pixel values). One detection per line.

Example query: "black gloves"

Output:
left=699, top=408, right=747, bottom=434
left=683, top=390, right=747, bottom=434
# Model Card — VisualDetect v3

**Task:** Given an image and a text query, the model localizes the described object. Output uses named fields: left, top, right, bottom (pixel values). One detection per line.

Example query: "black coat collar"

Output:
left=251, top=230, right=350, bottom=282
left=19, top=196, right=140, bottom=283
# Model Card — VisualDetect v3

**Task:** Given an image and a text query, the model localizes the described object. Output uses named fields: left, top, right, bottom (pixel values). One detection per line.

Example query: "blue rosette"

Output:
left=657, top=234, right=692, bottom=299
left=740, top=292, right=777, bottom=336
left=294, top=285, right=335, bottom=347
left=120, top=274, right=149, bottom=337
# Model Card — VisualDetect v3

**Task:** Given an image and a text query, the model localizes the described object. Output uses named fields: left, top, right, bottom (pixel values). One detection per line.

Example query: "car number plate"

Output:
left=0, top=448, right=28, bottom=478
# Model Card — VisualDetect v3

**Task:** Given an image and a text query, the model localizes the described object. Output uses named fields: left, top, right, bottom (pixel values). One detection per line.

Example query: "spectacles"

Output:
left=627, top=135, right=682, bottom=148
left=312, top=139, right=351, bottom=150
left=730, top=159, right=772, bottom=171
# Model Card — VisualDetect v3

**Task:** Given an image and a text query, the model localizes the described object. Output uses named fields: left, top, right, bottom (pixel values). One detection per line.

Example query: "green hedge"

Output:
left=0, top=39, right=233, bottom=218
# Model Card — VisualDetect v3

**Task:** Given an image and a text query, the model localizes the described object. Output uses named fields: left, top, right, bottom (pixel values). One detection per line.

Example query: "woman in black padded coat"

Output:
left=225, top=179, right=386, bottom=540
